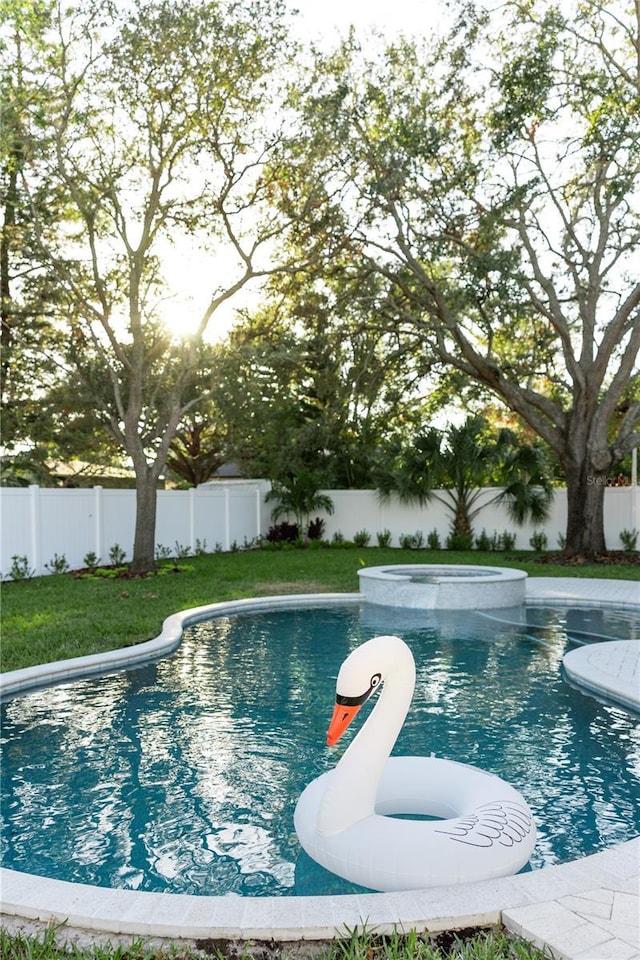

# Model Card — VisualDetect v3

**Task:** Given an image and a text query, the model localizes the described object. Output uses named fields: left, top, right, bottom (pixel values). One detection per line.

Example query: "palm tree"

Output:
left=265, top=468, right=335, bottom=537
left=376, top=416, right=553, bottom=544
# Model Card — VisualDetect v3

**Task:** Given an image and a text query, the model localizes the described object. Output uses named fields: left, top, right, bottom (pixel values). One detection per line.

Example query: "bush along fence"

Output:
left=1, top=482, right=638, bottom=579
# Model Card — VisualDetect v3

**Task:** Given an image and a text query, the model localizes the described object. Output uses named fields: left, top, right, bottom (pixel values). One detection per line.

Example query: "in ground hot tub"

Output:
left=358, top=564, right=527, bottom=609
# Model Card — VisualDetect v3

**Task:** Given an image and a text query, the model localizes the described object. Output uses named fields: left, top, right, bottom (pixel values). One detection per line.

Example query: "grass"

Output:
left=2, top=546, right=638, bottom=673
left=0, top=924, right=550, bottom=960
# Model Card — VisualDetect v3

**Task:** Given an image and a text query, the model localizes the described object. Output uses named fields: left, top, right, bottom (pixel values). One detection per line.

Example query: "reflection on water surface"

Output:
left=1, top=604, right=639, bottom=896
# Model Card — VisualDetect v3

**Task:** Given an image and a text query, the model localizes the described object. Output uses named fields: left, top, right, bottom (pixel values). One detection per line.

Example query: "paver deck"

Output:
left=563, top=640, right=639, bottom=713
left=1, top=578, right=639, bottom=959
left=507, top=578, right=640, bottom=959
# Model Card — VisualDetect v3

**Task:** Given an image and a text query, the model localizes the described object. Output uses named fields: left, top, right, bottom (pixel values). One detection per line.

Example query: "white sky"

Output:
left=286, top=0, right=449, bottom=43
left=162, top=0, right=453, bottom=342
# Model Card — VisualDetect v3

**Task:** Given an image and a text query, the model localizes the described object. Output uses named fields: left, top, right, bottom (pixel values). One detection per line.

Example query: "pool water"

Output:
left=385, top=567, right=496, bottom=582
left=1, top=604, right=639, bottom=897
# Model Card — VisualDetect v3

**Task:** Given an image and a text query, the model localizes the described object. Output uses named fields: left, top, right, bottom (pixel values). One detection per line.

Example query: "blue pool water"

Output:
left=1, top=604, right=639, bottom=897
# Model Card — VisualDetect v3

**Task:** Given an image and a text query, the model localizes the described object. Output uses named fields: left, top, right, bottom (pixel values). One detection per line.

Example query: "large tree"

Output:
left=9, top=0, right=302, bottom=570
left=0, top=0, right=71, bottom=475
left=210, top=268, right=429, bottom=487
left=280, top=0, right=640, bottom=555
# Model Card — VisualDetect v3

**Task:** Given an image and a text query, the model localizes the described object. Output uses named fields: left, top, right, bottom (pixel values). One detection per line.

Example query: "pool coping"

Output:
left=1, top=578, right=639, bottom=954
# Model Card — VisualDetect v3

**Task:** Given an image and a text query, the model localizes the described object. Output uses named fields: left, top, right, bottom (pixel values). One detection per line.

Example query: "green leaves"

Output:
left=265, top=467, right=335, bottom=532
left=375, top=415, right=553, bottom=537
left=488, top=8, right=565, bottom=149
left=208, top=276, right=421, bottom=490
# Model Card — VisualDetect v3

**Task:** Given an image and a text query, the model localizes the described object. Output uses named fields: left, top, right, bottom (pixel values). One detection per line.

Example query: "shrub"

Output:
left=44, top=553, right=70, bottom=575
left=474, top=529, right=517, bottom=551
left=620, top=528, right=638, bottom=551
left=83, top=551, right=101, bottom=570
left=109, top=543, right=127, bottom=565
left=376, top=529, right=392, bottom=548
left=194, top=538, right=208, bottom=555
left=491, top=531, right=502, bottom=550
left=306, top=537, right=329, bottom=550
left=399, top=530, right=425, bottom=550
left=500, top=530, right=516, bottom=551
left=426, top=529, right=441, bottom=550
left=474, top=529, right=492, bottom=551
left=155, top=544, right=172, bottom=561
left=331, top=530, right=345, bottom=544
left=8, top=555, right=35, bottom=581
left=529, top=530, right=548, bottom=551
left=307, top=516, right=325, bottom=541
left=265, top=470, right=334, bottom=532
left=266, top=521, right=299, bottom=543
left=446, top=531, right=474, bottom=550
left=353, top=529, right=371, bottom=547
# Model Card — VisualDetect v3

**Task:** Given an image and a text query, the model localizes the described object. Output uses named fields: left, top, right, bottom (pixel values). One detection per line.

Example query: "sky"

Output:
left=285, top=0, right=450, bottom=44
left=161, top=0, right=453, bottom=342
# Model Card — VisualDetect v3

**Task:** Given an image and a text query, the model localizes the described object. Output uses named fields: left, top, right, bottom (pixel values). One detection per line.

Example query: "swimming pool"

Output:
left=2, top=602, right=639, bottom=899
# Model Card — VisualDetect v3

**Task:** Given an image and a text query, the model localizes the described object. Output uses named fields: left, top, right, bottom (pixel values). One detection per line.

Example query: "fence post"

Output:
left=225, top=486, right=230, bottom=550
left=29, top=484, right=40, bottom=574
left=255, top=486, right=262, bottom=541
left=94, top=485, right=103, bottom=562
left=189, top=487, right=196, bottom=553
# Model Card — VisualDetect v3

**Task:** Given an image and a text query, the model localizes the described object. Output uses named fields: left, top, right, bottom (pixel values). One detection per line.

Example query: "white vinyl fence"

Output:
left=320, top=486, right=640, bottom=553
left=0, top=481, right=271, bottom=579
left=1, top=481, right=638, bottom=579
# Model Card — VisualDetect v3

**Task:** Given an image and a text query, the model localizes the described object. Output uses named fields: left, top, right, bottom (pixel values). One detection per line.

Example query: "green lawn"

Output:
left=2, top=546, right=638, bottom=673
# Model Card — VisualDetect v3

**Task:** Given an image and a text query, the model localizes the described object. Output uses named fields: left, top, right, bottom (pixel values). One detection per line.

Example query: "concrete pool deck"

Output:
left=1, top=577, right=639, bottom=959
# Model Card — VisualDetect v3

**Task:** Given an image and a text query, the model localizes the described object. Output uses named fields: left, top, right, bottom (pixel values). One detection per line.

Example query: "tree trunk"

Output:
left=130, top=469, right=158, bottom=573
left=1, top=140, right=19, bottom=390
left=563, top=462, right=608, bottom=556
left=452, top=500, right=473, bottom=538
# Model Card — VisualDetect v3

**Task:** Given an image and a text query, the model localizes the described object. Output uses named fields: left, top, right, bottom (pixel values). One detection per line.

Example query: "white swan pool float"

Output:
left=294, top=635, right=536, bottom=891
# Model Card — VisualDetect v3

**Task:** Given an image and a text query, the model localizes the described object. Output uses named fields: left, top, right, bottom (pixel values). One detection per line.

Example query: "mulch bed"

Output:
left=73, top=564, right=189, bottom=579
left=72, top=552, right=640, bottom=581
left=518, top=551, right=640, bottom=567
left=193, top=926, right=494, bottom=959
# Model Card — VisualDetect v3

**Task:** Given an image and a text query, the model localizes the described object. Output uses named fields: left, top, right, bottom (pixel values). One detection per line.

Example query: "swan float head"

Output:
left=326, top=634, right=415, bottom=747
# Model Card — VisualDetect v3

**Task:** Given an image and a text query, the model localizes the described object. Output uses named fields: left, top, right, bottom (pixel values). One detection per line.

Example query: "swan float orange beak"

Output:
left=326, top=671, right=382, bottom=746
left=326, top=702, right=361, bottom=746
